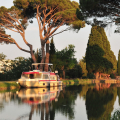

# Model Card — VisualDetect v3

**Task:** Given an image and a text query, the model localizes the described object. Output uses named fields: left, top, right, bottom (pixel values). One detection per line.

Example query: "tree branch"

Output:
left=1, top=18, right=21, bottom=33
left=49, top=27, right=71, bottom=38
left=0, top=36, right=30, bottom=53
left=0, top=23, right=18, bottom=33
left=36, top=5, right=43, bottom=40
left=46, top=21, right=64, bottom=39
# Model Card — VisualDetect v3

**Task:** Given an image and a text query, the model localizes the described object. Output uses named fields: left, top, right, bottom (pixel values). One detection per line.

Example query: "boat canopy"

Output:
left=32, top=63, right=53, bottom=72
left=32, top=63, right=53, bottom=66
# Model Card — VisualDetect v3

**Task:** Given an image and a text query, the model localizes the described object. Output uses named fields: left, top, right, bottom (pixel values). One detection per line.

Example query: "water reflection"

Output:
left=0, top=91, right=18, bottom=112
left=17, top=86, right=63, bottom=120
left=0, top=83, right=120, bottom=120
left=85, top=84, right=117, bottom=120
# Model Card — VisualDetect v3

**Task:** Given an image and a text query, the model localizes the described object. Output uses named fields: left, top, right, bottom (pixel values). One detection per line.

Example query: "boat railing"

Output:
left=33, top=70, right=40, bottom=72
left=31, top=63, right=53, bottom=72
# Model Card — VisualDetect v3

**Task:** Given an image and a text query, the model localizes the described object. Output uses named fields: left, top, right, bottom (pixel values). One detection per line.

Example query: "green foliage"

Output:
left=0, top=82, right=19, bottom=88
left=56, top=45, right=76, bottom=69
left=0, top=57, right=32, bottom=81
left=49, top=37, right=56, bottom=63
left=85, top=26, right=117, bottom=74
left=0, top=53, right=6, bottom=61
left=66, top=59, right=82, bottom=79
left=49, top=41, right=82, bottom=78
left=14, top=0, right=85, bottom=30
left=87, top=73, right=95, bottom=79
left=53, top=45, right=76, bottom=78
left=110, top=73, right=116, bottom=79
left=79, top=57, right=88, bottom=77
left=34, top=48, right=42, bottom=63
left=79, top=0, right=120, bottom=28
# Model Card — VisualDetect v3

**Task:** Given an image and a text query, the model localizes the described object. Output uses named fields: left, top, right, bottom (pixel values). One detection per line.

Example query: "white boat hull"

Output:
left=18, top=79, right=63, bottom=88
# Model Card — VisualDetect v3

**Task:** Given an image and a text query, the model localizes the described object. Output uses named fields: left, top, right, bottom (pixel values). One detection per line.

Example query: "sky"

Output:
left=0, top=0, right=120, bottom=61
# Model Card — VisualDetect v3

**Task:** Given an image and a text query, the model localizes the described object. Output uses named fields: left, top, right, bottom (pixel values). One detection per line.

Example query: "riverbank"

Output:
left=0, top=79, right=93, bottom=92
left=62, top=79, right=94, bottom=86
left=0, top=79, right=119, bottom=92
left=61, top=78, right=120, bottom=85
left=0, top=81, right=20, bottom=92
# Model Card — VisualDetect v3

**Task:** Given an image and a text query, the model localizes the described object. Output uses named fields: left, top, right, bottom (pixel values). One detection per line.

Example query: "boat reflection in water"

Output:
left=17, top=86, right=63, bottom=120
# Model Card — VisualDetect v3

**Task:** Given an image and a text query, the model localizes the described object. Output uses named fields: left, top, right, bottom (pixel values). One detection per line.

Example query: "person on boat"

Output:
left=36, top=66, right=38, bottom=70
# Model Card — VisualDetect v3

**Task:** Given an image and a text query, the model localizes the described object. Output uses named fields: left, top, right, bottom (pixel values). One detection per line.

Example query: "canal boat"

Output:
left=18, top=63, right=63, bottom=88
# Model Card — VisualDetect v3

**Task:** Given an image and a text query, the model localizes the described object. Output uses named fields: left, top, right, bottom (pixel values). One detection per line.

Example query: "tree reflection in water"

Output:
left=51, top=85, right=82, bottom=120
left=85, top=85, right=117, bottom=120
left=0, top=92, right=18, bottom=112
left=117, top=87, right=120, bottom=105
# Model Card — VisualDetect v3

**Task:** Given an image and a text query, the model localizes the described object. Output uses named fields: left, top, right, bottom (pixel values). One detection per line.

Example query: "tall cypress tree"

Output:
left=118, top=50, right=120, bottom=75
left=49, top=37, right=56, bottom=63
left=97, top=26, right=117, bottom=74
left=34, top=48, right=42, bottom=63
left=85, top=26, right=117, bottom=78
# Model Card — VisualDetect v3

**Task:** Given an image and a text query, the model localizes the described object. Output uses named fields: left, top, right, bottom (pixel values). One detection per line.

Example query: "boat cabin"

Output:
left=21, top=71, right=58, bottom=81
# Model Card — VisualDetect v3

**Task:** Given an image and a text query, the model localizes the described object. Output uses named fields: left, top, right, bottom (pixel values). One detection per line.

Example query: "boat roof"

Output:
left=22, top=71, right=55, bottom=75
left=23, top=72, right=39, bottom=74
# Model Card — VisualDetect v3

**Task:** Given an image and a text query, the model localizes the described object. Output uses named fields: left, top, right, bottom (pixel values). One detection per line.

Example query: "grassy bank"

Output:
left=0, top=79, right=93, bottom=91
left=61, top=79, right=94, bottom=86
left=0, top=78, right=116, bottom=92
left=0, top=81, right=20, bottom=92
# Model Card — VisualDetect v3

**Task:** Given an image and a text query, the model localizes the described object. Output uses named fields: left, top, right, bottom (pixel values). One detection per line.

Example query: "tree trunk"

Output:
left=21, top=34, right=37, bottom=63
left=41, top=103, right=44, bottom=120
left=30, top=50, right=36, bottom=63
left=63, top=70, right=65, bottom=79
left=45, top=102, right=49, bottom=120
left=44, top=39, right=50, bottom=72
left=14, top=39, right=37, bottom=63
left=29, top=45, right=36, bottom=63
left=29, top=105, right=34, bottom=120
left=95, top=72, right=99, bottom=79
left=40, top=42, right=45, bottom=71
left=29, top=44, right=37, bottom=69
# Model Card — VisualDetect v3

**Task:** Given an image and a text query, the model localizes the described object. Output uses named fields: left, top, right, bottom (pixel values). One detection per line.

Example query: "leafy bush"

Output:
left=0, top=57, right=32, bottom=81
left=87, top=73, right=95, bottom=79
left=110, top=73, right=116, bottom=79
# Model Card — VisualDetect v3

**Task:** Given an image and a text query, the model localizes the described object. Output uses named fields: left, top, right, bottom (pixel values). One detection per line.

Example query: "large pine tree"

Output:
left=13, top=0, right=85, bottom=71
left=85, top=26, right=117, bottom=79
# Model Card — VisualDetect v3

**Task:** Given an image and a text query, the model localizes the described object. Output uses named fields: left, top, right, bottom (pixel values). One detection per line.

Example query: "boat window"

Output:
left=43, top=74, right=49, bottom=79
left=34, top=73, right=42, bottom=79
left=21, top=74, right=29, bottom=78
left=42, top=95, right=49, bottom=101
left=50, top=76, right=56, bottom=80
left=36, top=97, right=41, bottom=101
left=50, top=93, right=55, bottom=97
left=30, top=74, right=34, bottom=79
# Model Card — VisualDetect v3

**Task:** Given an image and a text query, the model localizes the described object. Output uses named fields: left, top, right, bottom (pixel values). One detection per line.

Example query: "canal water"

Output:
left=0, top=83, right=120, bottom=120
